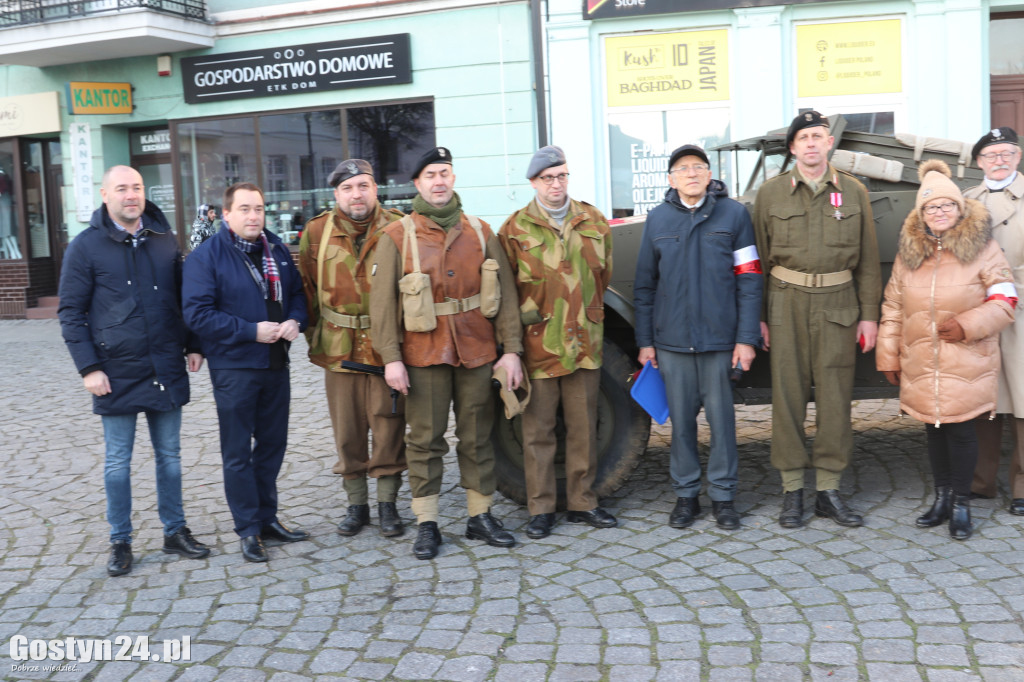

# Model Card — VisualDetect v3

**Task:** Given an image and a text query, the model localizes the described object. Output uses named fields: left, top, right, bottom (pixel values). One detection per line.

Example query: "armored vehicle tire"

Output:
left=492, top=340, right=651, bottom=509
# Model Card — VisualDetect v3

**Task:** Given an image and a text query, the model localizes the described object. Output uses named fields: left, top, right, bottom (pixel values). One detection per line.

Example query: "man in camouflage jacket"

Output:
left=298, top=159, right=407, bottom=539
left=497, top=145, right=618, bottom=539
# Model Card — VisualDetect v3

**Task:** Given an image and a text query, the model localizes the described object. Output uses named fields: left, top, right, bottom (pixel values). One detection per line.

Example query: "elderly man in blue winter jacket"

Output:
left=59, top=165, right=210, bottom=577
left=634, top=144, right=764, bottom=531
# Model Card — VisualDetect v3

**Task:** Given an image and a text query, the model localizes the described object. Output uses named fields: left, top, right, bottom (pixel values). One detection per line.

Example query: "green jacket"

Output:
left=498, top=198, right=612, bottom=379
left=753, top=164, right=881, bottom=322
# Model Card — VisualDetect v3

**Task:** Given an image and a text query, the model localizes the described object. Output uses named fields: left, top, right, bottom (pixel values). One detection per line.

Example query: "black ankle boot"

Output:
left=916, top=486, right=953, bottom=528
left=949, top=494, right=972, bottom=541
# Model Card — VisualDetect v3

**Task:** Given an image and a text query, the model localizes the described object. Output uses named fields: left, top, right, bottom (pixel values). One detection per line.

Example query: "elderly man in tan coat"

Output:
left=966, top=127, right=1024, bottom=514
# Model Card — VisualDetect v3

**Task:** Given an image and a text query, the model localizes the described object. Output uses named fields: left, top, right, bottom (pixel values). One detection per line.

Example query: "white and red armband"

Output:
left=733, top=245, right=763, bottom=276
left=986, top=281, right=1019, bottom=309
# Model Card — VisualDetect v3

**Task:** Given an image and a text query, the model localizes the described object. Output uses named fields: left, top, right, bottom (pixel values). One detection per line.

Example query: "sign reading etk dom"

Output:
left=182, top=34, right=412, bottom=104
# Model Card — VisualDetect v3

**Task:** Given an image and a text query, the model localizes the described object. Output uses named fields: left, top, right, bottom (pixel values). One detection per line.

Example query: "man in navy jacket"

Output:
left=59, top=165, right=210, bottom=576
left=183, top=182, right=308, bottom=563
left=633, top=145, right=763, bottom=531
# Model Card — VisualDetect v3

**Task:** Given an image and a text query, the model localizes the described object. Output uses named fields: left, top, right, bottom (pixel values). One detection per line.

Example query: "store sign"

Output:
left=796, top=20, right=902, bottom=98
left=181, top=33, right=412, bottom=104
left=70, top=123, right=95, bottom=222
left=0, top=92, right=61, bottom=137
left=585, top=0, right=845, bottom=20
left=130, top=129, right=171, bottom=155
left=606, top=30, right=729, bottom=107
left=67, top=82, right=133, bottom=115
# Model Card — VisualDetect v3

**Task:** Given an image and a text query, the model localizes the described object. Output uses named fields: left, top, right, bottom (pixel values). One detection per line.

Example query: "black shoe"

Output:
left=815, top=490, right=864, bottom=527
left=378, top=502, right=404, bottom=538
left=566, top=507, right=618, bottom=528
left=711, top=500, right=740, bottom=530
left=162, top=526, right=211, bottom=559
left=949, top=494, right=972, bottom=540
left=261, top=521, right=309, bottom=543
left=336, top=504, right=370, bottom=537
left=413, top=521, right=441, bottom=560
left=526, top=513, right=556, bottom=539
left=1010, top=499, right=1024, bottom=516
left=669, top=497, right=700, bottom=528
left=466, top=512, right=516, bottom=547
left=107, top=541, right=133, bottom=577
left=240, top=535, right=268, bottom=563
left=916, top=487, right=952, bottom=528
left=779, top=490, right=804, bottom=528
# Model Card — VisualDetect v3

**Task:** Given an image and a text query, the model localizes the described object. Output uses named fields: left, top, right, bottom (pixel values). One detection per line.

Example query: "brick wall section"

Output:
left=26, top=259, right=57, bottom=309
left=0, top=261, right=28, bottom=319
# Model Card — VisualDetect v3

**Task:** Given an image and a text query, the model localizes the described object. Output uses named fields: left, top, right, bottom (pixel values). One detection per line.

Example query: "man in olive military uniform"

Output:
left=298, top=159, right=407, bottom=538
left=497, top=145, right=617, bottom=540
left=370, top=147, right=525, bottom=560
left=753, top=111, right=881, bottom=528
left=966, top=128, right=1024, bottom=513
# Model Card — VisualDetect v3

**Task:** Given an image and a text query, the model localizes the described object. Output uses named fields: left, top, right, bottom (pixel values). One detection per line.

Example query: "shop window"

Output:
left=175, top=100, right=434, bottom=247
left=0, top=142, right=17, bottom=260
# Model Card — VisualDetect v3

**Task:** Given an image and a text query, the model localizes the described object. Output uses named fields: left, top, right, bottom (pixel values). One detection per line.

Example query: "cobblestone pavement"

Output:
left=2, top=319, right=1024, bottom=681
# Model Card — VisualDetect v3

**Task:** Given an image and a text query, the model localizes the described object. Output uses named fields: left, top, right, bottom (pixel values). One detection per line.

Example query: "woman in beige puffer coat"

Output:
left=877, top=159, right=1016, bottom=540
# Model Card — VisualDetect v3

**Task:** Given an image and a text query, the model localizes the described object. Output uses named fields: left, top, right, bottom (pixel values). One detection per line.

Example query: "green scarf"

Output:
left=413, top=192, right=462, bottom=230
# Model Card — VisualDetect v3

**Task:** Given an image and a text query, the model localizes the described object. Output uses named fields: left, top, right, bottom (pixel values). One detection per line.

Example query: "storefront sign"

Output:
left=70, top=123, right=95, bottom=222
left=585, top=0, right=845, bottom=20
left=0, top=92, right=61, bottom=137
left=66, top=82, right=133, bottom=115
left=181, top=33, right=412, bottom=104
left=796, top=20, right=902, bottom=97
left=130, top=129, right=171, bottom=155
left=606, top=30, right=729, bottom=107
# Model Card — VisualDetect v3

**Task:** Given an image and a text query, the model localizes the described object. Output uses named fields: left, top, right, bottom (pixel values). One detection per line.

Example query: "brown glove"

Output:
left=937, top=318, right=965, bottom=343
left=883, top=370, right=901, bottom=386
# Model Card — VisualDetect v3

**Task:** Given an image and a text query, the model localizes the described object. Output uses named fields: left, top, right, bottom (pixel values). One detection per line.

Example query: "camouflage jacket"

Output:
left=298, top=203, right=404, bottom=371
left=498, top=198, right=612, bottom=378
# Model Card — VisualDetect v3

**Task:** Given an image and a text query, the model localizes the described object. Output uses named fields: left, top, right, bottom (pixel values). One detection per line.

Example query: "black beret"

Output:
left=971, top=127, right=1019, bottom=162
left=411, top=146, right=453, bottom=180
left=328, top=159, right=373, bottom=187
left=786, top=110, right=830, bottom=148
left=668, top=144, right=709, bottom=171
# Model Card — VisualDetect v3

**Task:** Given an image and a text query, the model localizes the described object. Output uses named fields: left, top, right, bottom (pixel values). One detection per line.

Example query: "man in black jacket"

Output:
left=59, top=165, right=210, bottom=577
left=633, top=145, right=763, bottom=530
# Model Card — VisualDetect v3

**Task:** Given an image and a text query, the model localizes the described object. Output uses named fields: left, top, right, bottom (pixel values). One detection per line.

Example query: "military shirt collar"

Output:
left=789, top=164, right=840, bottom=194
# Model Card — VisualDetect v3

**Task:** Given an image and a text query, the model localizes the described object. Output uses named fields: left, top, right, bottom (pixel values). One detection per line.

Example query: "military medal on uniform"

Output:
left=829, top=191, right=844, bottom=220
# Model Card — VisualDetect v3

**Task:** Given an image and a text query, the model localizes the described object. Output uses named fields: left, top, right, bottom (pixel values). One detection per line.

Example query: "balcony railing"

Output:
left=0, top=0, right=207, bottom=27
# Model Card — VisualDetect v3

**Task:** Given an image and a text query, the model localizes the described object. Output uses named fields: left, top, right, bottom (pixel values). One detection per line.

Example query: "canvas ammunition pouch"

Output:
left=398, top=215, right=499, bottom=333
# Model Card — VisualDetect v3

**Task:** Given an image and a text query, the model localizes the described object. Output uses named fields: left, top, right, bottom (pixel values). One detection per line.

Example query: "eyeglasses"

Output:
left=923, top=202, right=958, bottom=215
left=978, top=149, right=1020, bottom=161
left=669, top=164, right=709, bottom=175
left=536, top=172, right=569, bottom=185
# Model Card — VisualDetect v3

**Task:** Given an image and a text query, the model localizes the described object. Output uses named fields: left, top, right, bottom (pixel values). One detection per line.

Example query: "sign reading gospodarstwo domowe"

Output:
left=796, top=19, right=902, bottom=97
left=605, top=29, right=729, bottom=108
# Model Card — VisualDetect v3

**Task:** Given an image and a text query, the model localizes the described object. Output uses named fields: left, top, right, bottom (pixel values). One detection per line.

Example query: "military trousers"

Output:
left=405, top=364, right=496, bottom=499
left=974, top=415, right=1024, bottom=498
left=324, top=370, right=407, bottom=480
left=767, top=281, right=859, bottom=491
left=521, top=368, right=600, bottom=515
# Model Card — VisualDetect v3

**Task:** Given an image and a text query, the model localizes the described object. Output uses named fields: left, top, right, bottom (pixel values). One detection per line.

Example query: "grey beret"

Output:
left=328, top=159, right=373, bottom=187
left=526, top=145, right=566, bottom=179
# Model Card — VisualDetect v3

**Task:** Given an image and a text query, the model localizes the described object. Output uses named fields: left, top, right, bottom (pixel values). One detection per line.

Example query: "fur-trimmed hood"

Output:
left=896, top=197, right=992, bottom=270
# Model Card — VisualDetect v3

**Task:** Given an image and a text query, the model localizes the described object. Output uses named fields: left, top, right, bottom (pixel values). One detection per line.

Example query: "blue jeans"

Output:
left=101, top=408, right=186, bottom=543
left=658, top=349, right=738, bottom=501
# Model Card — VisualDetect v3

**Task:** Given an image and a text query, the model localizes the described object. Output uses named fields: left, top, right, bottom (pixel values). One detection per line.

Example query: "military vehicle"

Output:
left=493, top=115, right=1014, bottom=506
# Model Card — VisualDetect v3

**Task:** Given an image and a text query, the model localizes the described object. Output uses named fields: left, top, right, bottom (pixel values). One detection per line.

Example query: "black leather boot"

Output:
left=413, top=521, right=442, bottom=560
left=949, top=494, right=972, bottom=540
left=916, top=487, right=952, bottom=528
left=779, top=490, right=804, bottom=528
left=336, top=504, right=371, bottom=536
left=378, top=502, right=404, bottom=538
left=815, top=490, right=864, bottom=527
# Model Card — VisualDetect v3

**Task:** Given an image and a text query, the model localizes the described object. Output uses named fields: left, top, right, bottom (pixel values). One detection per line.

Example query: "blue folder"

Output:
left=630, top=361, right=669, bottom=425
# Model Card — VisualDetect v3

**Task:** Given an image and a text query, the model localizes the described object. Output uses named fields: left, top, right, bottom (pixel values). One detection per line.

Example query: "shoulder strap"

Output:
left=315, top=217, right=332, bottom=309
left=465, top=214, right=487, bottom=254
left=401, top=215, right=421, bottom=273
